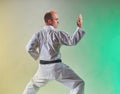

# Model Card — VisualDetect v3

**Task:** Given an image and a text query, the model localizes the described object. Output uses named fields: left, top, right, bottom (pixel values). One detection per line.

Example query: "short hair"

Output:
left=44, top=11, right=57, bottom=23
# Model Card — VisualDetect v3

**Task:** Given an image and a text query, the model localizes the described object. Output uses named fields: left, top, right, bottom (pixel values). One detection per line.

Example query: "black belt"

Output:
left=40, top=59, right=62, bottom=64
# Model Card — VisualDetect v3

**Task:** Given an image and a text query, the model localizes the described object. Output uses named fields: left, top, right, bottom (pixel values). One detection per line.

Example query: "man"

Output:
left=23, top=11, right=85, bottom=94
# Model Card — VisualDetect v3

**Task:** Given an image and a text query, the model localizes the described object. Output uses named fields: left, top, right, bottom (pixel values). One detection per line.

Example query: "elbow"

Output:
left=66, top=42, right=78, bottom=46
left=25, top=45, right=31, bottom=52
left=82, top=31, right=85, bottom=37
left=72, top=42, right=79, bottom=46
left=70, top=38, right=80, bottom=46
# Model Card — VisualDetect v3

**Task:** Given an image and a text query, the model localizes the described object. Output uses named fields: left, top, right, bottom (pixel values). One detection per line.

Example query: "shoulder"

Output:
left=32, top=30, right=43, bottom=40
left=57, top=30, right=69, bottom=37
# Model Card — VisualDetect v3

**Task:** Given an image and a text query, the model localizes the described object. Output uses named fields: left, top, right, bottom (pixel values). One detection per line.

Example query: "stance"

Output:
left=23, top=11, right=85, bottom=94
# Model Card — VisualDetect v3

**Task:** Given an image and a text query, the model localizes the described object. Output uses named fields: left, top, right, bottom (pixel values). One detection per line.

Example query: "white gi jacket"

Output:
left=23, top=26, right=85, bottom=94
left=26, top=26, right=85, bottom=61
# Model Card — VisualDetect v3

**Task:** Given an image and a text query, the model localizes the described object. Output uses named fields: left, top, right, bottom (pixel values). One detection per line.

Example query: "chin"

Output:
left=54, top=26, right=58, bottom=28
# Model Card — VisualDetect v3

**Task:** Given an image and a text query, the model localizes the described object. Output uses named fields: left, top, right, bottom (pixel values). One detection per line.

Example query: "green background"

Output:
left=0, top=0, right=120, bottom=94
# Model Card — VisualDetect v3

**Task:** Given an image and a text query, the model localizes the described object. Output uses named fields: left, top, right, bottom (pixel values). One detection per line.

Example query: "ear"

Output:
left=48, top=19, right=52, bottom=24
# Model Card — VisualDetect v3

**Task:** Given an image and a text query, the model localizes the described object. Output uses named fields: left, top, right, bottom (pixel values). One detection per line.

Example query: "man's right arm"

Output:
left=57, top=14, right=85, bottom=46
left=58, top=28, right=85, bottom=46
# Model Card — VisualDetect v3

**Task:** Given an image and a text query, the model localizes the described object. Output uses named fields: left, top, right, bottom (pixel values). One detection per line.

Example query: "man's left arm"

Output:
left=26, top=32, right=39, bottom=61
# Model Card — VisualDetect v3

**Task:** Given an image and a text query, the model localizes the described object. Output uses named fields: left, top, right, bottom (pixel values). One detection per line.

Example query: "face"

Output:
left=48, top=13, right=59, bottom=28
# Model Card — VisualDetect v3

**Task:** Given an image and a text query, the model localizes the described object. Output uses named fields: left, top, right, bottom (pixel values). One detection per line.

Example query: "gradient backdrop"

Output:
left=0, top=0, right=120, bottom=94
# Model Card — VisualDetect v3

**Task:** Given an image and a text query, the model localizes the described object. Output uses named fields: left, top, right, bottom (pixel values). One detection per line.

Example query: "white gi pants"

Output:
left=23, top=62, right=84, bottom=94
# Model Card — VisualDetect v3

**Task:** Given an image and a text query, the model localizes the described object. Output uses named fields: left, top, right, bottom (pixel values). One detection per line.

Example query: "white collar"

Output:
left=43, top=25, right=55, bottom=30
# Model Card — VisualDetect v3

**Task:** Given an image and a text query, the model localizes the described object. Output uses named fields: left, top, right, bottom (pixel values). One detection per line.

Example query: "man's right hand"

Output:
left=77, top=14, right=83, bottom=28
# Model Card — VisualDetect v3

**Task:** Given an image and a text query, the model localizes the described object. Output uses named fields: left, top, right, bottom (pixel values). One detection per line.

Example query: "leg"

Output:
left=23, top=69, right=49, bottom=94
left=23, top=79, right=48, bottom=94
left=56, top=64, right=85, bottom=94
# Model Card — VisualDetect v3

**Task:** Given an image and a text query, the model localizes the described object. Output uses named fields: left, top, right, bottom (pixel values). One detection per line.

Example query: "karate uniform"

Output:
left=23, top=26, right=85, bottom=94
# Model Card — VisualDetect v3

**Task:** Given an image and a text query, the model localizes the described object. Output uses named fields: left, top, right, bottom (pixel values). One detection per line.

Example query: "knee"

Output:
left=73, top=79, right=85, bottom=89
